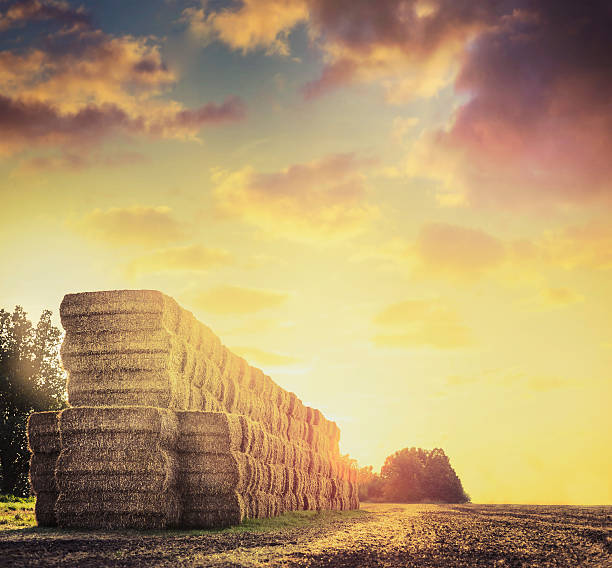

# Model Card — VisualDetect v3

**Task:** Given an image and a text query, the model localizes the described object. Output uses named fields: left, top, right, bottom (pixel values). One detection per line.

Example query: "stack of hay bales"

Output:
left=27, top=289, right=358, bottom=529
left=54, top=406, right=180, bottom=529
left=27, top=411, right=61, bottom=526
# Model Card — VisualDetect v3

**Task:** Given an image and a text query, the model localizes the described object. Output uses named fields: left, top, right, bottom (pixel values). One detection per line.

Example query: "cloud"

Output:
left=127, top=244, right=232, bottom=276
left=188, top=0, right=499, bottom=101
left=0, top=16, right=246, bottom=159
left=0, top=0, right=90, bottom=31
left=407, top=3, right=612, bottom=210
left=373, top=299, right=472, bottom=349
left=190, top=1, right=612, bottom=210
left=0, top=93, right=245, bottom=156
left=539, top=287, right=584, bottom=308
left=414, top=222, right=505, bottom=279
left=186, top=285, right=288, bottom=315
left=81, top=206, right=185, bottom=247
left=230, top=346, right=300, bottom=367
left=212, top=153, right=378, bottom=241
left=521, top=287, right=585, bottom=311
left=183, top=0, right=308, bottom=55
left=14, top=151, right=146, bottom=174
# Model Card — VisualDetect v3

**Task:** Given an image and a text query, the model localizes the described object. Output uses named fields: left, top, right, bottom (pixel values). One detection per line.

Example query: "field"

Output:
left=0, top=500, right=610, bottom=567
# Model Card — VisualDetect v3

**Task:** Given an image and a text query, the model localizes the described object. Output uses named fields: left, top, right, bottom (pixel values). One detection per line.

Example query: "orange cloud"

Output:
left=186, top=285, right=288, bottom=315
left=231, top=346, right=300, bottom=367
left=183, top=0, right=308, bottom=56
left=126, top=244, right=232, bottom=276
left=212, top=153, right=378, bottom=241
left=80, top=206, right=185, bottom=247
left=415, top=222, right=505, bottom=279
left=0, top=0, right=89, bottom=32
left=0, top=15, right=245, bottom=159
left=373, top=299, right=472, bottom=349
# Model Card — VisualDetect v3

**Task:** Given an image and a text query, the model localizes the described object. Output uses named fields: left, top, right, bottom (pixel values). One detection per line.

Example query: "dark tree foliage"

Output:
left=359, top=447, right=470, bottom=503
left=0, top=306, right=66, bottom=496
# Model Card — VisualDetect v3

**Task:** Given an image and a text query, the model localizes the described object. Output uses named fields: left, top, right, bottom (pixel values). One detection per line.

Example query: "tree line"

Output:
left=358, top=447, right=470, bottom=503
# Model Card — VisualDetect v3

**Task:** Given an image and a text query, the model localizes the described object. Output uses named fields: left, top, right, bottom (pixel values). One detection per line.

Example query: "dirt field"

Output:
left=0, top=502, right=610, bottom=567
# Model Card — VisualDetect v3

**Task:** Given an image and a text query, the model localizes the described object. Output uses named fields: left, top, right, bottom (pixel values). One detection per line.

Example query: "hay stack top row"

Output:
left=60, top=289, right=341, bottom=456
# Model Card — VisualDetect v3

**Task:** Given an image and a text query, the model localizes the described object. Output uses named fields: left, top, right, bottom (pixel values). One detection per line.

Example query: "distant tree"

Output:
left=357, top=465, right=385, bottom=501
left=377, top=447, right=469, bottom=503
left=0, top=307, right=66, bottom=496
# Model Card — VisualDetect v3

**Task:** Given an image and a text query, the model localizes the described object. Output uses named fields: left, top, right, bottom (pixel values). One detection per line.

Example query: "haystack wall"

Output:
left=27, top=289, right=358, bottom=529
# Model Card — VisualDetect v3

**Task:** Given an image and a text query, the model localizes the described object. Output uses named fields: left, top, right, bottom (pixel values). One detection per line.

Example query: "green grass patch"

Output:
left=0, top=495, right=366, bottom=534
left=172, top=508, right=367, bottom=536
left=0, top=495, right=36, bottom=530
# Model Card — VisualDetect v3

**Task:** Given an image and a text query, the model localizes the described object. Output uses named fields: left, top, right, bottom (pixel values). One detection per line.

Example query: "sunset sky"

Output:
left=1, top=0, right=611, bottom=505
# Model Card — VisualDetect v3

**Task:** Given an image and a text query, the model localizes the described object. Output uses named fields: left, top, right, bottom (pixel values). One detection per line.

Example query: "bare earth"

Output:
left=1, top=503, right=610, bottom=567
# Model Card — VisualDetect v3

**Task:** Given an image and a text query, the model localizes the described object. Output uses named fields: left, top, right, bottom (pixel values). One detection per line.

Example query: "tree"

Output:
left=357, top=465, right=385, bottom=501
left=378, top=447, right=470, bottom=503
left=0, top=306, right=66, bottom=496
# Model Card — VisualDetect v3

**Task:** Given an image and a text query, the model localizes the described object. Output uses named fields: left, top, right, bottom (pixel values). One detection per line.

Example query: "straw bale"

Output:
left=181, top=491, right=245, bottom=528
left=202, top=328, right=223, bottom=365
left=277, top=412, right=289, bottom=440
left=56, top=448, right=177, bottom=493
left=233, top=385, right=252, bottom=416
left=176, top=411, right=242, bottom=454
left=55, top=489, right=181, bottom=529
left=180, top=451, right=255, bottom=494
left=29, top=453, right=58, bottom=494
left=288, top=394, right=307, bottom=421
left=177, top=309, right=196, bottom=344
left=59, top=406, right=178, bottom=451
left=61, top=328, right=174, bottom=358
left=234, top=356, right=249, bottom=385
left=248, top=367, right=265, bottom=394
left=282, top=493, right=298, bottom=512
left=62, top=344, right=185, bottom=376
left=34, top=491, right=58, bottom=527
left=219, top=377, right=239, bottom=414
left=287, top=416, right=308, bottom=444
left=27, top=411, right=61, bottom=454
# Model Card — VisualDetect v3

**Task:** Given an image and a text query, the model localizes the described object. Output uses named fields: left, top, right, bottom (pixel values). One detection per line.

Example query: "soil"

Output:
left=1, top=503, right=610, bottom=567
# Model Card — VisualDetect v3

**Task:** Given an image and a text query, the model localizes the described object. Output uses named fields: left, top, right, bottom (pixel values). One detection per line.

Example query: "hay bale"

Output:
left=27, top=411, right=61, bottom=454
left=34, top=491, right=58, bottom=527
left=179, top=451, right=255, bottom=494
left=181, top=491, right=245, bottom=528
left=56, top=448, right=177, bottom=493
left=55, top=489, right=181, bottom=530
left=66, top=370, right=177, bottom=408
left=176, top=411, right=241, bottom=454
left=29, top=453, right=58, bottom=493
left=59, top=406, right=179, bottom=451
left=61, top=328, right=174, bottom=357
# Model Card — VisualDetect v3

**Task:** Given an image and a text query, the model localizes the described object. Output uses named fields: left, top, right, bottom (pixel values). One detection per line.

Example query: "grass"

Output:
left=0, top=494, right=365, bottom=534
left=0, top=495, right=36, bottom=530
left=174, top=508, right=367, bottom=535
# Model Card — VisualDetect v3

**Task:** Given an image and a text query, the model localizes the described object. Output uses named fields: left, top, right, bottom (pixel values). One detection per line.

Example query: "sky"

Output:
left=1, top=0, right=611, bottom=505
